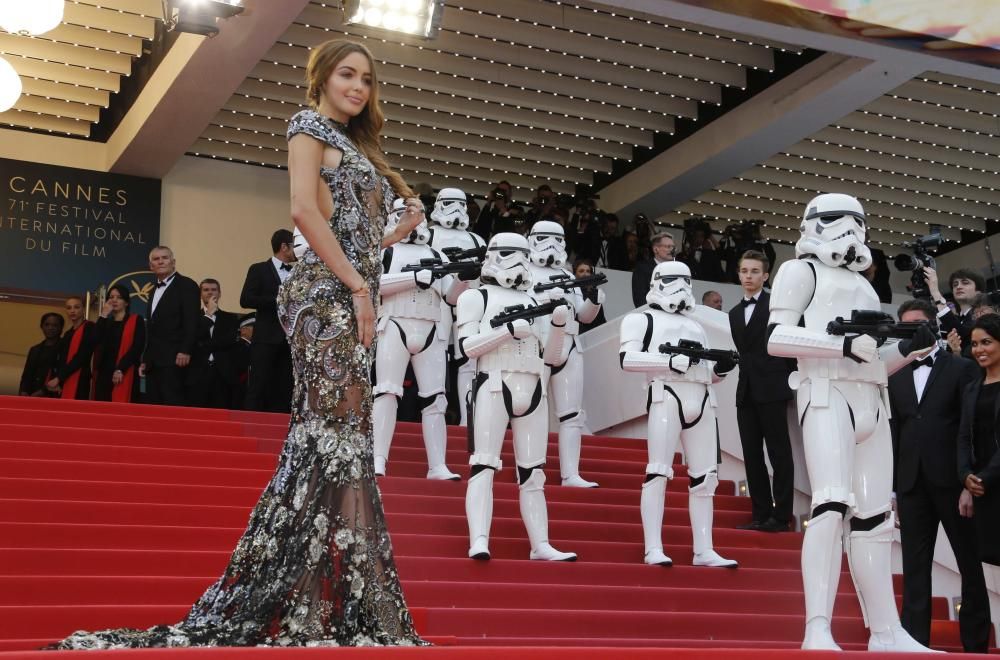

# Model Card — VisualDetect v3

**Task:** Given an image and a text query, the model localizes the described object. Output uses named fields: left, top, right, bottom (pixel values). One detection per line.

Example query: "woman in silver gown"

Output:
left=50, top=39, right=428, bottom=649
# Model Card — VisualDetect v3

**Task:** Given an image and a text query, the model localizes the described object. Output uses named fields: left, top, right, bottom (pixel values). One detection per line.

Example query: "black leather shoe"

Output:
left=759, top=517, right=791, bottom=533
left=736, top=520, right=765, bottom=531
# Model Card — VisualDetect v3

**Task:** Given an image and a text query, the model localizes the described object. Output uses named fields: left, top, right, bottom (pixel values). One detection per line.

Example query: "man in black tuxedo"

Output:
left=240, top=229, right=296, bottom=413
left=141, top=245, right=201, bottom=406
left=888, top=298, right=990, bottom=653
left=631, top=232, right=675, bottom=307
left=728, top=250, right=795, bottom=532
left=187, top=278, right=241, bottom=409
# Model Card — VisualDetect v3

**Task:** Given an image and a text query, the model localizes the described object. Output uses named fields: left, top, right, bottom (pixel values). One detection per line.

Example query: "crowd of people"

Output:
left=18, top=231, right=299, bottom=413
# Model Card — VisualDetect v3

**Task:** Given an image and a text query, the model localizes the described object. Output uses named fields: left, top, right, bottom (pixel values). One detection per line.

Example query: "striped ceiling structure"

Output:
left=191, top=0, right=801, bottom=196
left=0, top=0, right=997, bottom=253
left=657, top=72, right=1000, bottom=250
left=0, top=0, right=161, bottom=137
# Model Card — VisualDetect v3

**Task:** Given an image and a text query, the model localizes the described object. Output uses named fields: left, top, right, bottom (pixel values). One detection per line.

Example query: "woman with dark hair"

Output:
left=574, top=258, right=606, bottom=333
left=18, top=312, right=64, bottom=397
left=93, top=283, right=146, bottom=402
left=957, top=313, right=1000, bottom=567
left=47, top=296, right=96, bottom=399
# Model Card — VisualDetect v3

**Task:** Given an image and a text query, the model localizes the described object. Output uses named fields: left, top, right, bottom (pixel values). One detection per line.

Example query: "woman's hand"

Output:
left=112, top=370, right=123, bottom=385
left=946, top=329, right=962, bottom=354
left=352, top=292, right=375, bottom=348
left=965, top=473, right=985, bottom=497
left=101, top=300, right=113, bottom=318
left=959, top=488, right=975, bottom=517
left=398, top=197, right=425, bottom=234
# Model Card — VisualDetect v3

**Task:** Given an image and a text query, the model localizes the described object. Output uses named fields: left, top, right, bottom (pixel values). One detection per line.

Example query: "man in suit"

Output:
left=888, top=298, right=990, bottom=652
left=631, top=232, right=675, bottom=308
left=187, top=278, right=241, bottom=409
left=925, top=267, right=985, bottom=356
left=728, top=249, right=795, bottom=532
left=240, top=229, right=296, bottom=413
left=141, top=245, right=201, bottom=406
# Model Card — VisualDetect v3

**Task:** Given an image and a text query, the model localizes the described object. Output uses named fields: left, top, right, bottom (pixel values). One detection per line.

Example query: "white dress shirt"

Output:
left=742, top=290, right=762, bottom=325
left=150, top=272, right=176, bottom=316
left=272, top=256, right=293, bottom=283
left=912, top=345, right=940, bottom=403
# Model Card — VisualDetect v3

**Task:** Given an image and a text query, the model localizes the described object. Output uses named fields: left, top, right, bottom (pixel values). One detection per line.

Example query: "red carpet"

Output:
left=0, top=395, right=979, bottom=658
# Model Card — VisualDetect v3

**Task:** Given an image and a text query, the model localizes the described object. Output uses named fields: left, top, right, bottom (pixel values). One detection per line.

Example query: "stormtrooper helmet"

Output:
left=481, top=232, right=532, bottom=290
left=430, top=188, right=469, bottom=230
left=291, top=226, right=310, bottom=260
left=796, top=193, right=871, bottom=272
left=528, top=220, right=568, bottom=268
left=384, top=197, right=430, bottom=245
left=647, top=261, right=695, bottom=313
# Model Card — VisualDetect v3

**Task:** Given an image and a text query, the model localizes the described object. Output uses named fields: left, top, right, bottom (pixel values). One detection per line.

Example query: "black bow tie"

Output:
left=156, top=280, right=167, bottom=288
left=912, top=356, right=935, bottom=370
left=741, top=297, right=758, bottom=308
left=280, top=263, right=292, bottom=272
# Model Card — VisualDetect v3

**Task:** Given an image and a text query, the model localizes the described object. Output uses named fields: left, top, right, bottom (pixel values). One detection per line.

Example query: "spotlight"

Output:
left=169, top=0, right=245, bottom=37
left=343, top=0, right=442, bottom=38
left=737, top=480, right=748, bottom=496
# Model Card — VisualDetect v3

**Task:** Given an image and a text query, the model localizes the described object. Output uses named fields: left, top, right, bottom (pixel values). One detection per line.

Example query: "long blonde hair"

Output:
left=305, top=39, right=412, bottom=199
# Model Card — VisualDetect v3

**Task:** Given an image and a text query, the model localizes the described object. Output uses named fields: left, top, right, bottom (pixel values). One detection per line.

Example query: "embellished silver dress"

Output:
left=48, top=109, right=427, bottom=649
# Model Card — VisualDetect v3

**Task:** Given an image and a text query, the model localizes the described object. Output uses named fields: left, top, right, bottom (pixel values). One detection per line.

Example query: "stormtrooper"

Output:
left=456, top=232, right=577, bottom=562
left=427, top=188, right=487, bottom=426
left=767, top=193, right=937, bottom=652
left=526, top=220, right=604, bottom=488
left=372, top=198, right=467, bottom=480
left=619, top=261, right=739, bottom=569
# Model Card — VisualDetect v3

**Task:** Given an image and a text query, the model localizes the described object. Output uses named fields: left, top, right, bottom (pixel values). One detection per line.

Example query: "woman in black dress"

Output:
left=93, top=283, right=146, bottom=402
left=958, top=313, right=1000, bottom=566
left=48, top=295, right=96, bottom=400
left=18, top=312, right=64, bottom=397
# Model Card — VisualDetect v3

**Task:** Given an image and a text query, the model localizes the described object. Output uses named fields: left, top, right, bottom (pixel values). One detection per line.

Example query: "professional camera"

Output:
left=723, top=219, right=763, bottom=244
left=491, top=187, right=507, bottom=201
left=894, top=231, right=942, bottom=299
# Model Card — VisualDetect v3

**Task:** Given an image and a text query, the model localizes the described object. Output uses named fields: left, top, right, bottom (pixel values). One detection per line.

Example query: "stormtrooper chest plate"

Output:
left=647, top=311, right=713, bottom=384
left=527, top=264, right=579, bottom=339
left=801, top=260, right=886, bottom=384
left=381, top=242, right=441, bottom=322
left=478, top=285, right=544, bottom=376
left=430, top=227, right=483, bottom=253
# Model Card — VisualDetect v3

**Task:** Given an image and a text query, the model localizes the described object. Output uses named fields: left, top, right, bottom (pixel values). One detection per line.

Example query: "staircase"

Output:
left=0, top=395, right=969, bottom=657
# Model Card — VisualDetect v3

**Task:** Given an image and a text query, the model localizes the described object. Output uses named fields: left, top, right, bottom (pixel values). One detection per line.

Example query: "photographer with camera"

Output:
left=474, top=180, right=517, bottom=240
left=525, top=184, right=558, bottom=228
left=678, top=217, right=725, bottom=282
left=566, top=196, right=600, bottom=263
left=719, top=220, right=776, bottom=284
left=924, top=267, right=986, bottom=356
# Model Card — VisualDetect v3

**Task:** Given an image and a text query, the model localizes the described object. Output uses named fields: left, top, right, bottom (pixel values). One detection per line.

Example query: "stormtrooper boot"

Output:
left=559, top=422, right=598, bottom=488
left=800, top=510, right=845, bottom=651
left=372, top=394, right=397, bottom=476
left=422, top=394, right=460, bottom=481
left=640, top=475, right=672, bottom=566
left=520, top=469, right=577, bottom=561
left=465, top=469, right=494, bottom=560
left=689, top=475, right=738, bottom=568
left=848, top=515, right=941, bottom=653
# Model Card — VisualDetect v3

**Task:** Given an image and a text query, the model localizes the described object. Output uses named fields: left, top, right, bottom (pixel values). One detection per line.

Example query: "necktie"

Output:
left=280, top=263, right=292, bottom=272
left=912, top=356, right=934, bottom=370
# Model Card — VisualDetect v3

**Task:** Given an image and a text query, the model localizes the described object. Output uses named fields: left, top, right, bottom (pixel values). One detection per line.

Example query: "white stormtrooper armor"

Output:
left=527, top=221, right=605, bottom=488
left=456, top=232, right=577, bottom=562
left=619, top=261, right=738, bottom=569
left=373, top=199, right=468, bottom=481
left=428, top=188, right=487, bottom=426
left=767, top=193, right=935, bottom=652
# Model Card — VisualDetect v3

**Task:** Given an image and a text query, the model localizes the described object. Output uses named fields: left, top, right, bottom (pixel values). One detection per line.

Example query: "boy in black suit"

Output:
left=187, top=278, right=241, bottom=408
left=728, top=250, right=795, bottom=532
left=888, top=298, right=990, bottom=653
left=141, top=245, right=201, bottom=406
left=240, top=229, right=296, bottom=413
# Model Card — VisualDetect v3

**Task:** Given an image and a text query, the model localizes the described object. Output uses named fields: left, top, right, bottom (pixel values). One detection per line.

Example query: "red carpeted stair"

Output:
left=0, top=396, right=979, bottom=658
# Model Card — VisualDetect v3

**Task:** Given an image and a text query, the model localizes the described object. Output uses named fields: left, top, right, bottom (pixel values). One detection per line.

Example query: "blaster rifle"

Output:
left=489, top=299, right=568, bottom=328
left=658, top=338, right=740, bottom=365
left=441, top=245, right=487, bottom=261
left=826, top=310, right=929, bottom=341
left=401, top=257, right=481, bottom=281
left=533, top=273, right=608, bottom=294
